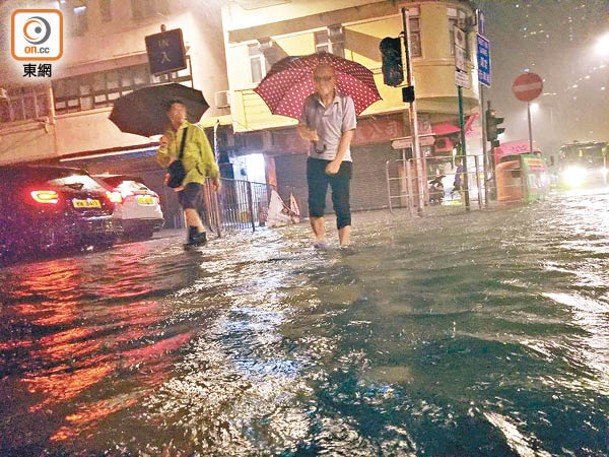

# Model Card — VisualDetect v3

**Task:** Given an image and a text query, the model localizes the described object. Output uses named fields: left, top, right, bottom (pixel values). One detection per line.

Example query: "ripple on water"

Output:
left=2, top=194, right=609, bottom=455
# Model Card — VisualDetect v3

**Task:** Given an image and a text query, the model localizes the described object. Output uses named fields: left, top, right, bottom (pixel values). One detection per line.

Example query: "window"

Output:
left=52, top=64, right=154, bottom=114
left=314, top=25, right=345, bottom=57
left=249, top=38, right=281, bottom=84
left=79, top=75, right=94, bottom=110
left=249, top=45, right=265, bottom=84
left=0, top=86, right=50, bottom=123
left=47, top=173, right=107, bottom=193
left=100, top=0, right=112, bottom=22
left=131, top=0, right=169, bottom=20
left=314, top=30, right=329, bottom=53
left=328, top=24, right=345, bottom=57
left=400, top=8, right=421, bottom=58
left=61, top=0, right=88, bottom=37
left=408, top=16, right=421, bottom=58
left=448, top=8, right=468, bottom=56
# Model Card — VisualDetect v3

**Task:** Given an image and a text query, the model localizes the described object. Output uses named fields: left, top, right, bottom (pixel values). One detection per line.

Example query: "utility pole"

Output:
left=475, top=16, right=492, bottom=204
left=457, top=84, right=470, bottom=210
left=480, top=85, right=490, bottom=205
left=454, top=25, right=470, bottom=210
left=401, top=7, right=425, bottom=215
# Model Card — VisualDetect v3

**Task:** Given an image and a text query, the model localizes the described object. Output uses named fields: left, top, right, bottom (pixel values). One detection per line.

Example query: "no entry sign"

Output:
left=512, top=72, right=543, bottom=102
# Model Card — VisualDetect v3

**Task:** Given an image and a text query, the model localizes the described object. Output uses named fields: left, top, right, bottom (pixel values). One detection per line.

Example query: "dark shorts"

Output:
left=306, top=157, right=352, bottom=229
left=177, top=182, right=203, bottom=209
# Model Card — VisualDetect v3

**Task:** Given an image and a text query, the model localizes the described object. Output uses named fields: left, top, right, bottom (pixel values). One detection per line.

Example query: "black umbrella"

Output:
left=109, top=83, right=209, bottom=137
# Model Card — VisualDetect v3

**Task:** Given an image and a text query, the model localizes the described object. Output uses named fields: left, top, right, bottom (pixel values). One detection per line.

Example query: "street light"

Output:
left=595, top=32, right=609, bottom=58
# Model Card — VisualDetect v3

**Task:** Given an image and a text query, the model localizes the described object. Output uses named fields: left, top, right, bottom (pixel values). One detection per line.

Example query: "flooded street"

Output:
left=1, top=190, right=609, bottom=456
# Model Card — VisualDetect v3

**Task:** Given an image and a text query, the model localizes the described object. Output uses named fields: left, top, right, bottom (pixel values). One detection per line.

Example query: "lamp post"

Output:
left=400, top=7, right=425, bottom=216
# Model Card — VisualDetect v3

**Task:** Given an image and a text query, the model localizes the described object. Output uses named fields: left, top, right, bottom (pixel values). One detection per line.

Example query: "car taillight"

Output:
left=106, top=190, right=123, bottom=204
left=30, top=190, right=59, bottom=204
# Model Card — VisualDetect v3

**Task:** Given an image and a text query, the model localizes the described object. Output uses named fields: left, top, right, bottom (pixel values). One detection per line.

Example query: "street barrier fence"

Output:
left=385, top=154, right=487, bottom=213
left=199, top=179, right=301, bottom=236
left=177, top=154, right=497, bottom=236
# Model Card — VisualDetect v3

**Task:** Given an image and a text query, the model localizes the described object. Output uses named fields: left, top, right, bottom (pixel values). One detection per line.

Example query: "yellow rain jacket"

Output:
left=156, top=120, right=219, bottom=186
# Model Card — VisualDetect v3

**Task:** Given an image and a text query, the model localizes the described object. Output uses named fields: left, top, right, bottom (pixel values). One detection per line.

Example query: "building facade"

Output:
left=0, top=0, right=482, bottom=217
left=0, top=0, right=229, bottom=226
left=221, top=0, right=480, bottom=211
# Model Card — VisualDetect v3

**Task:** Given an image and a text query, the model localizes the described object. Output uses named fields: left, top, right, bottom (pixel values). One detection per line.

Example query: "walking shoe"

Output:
left=195, top=231, right=207, bottom=246
left=313, top=240, right=328, bottom=250
left=185, top=227, right=207, bottom=248
left=339, top=244, right=355, bottom=254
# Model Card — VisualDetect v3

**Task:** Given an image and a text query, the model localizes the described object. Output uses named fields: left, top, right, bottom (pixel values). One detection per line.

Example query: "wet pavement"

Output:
left=1, top=189, right=609, bottom=456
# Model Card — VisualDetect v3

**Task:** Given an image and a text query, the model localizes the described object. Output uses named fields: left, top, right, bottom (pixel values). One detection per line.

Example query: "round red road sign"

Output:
left=512, top=72, right=543, bottom=102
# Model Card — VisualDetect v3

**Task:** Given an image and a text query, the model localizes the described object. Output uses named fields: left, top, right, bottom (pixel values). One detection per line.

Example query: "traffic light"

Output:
left=379, top=37, right=403, bottom=87
left=402, top=86, right=415, bottom=103
left=486, top=108, right=505, bottom=147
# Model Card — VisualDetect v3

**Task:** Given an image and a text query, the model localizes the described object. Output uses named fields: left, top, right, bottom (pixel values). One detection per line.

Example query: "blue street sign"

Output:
left=477, top=34, right=491, bottom=87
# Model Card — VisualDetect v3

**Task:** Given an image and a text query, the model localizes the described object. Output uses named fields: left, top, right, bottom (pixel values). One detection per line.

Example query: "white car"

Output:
left=94, top=174, right=164, bottom=239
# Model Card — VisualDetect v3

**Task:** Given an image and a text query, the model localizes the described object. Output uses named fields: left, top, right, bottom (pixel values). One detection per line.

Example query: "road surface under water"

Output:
left=1, top=189, right=608, bottom=456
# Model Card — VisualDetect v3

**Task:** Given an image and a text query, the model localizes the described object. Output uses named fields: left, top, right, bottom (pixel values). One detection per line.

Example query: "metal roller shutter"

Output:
left=275, top=144, right=395, bottom=216
left=350, top=144, right=394, bottom=211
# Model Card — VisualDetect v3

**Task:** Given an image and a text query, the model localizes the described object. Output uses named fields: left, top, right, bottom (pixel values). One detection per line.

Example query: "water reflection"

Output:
left=0, top=237, right=202, bottom=453
left=1, top=194, right=609, bottom=455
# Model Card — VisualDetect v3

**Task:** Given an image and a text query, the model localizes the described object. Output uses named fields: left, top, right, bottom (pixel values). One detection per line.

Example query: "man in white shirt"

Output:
left=297, top=63, right=357, bottom=248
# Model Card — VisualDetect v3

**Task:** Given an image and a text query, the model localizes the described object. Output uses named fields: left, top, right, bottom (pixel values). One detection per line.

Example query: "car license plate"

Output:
left=136, top=195, right=154, bottom=205
left=72, top=199, right=101, bottom=208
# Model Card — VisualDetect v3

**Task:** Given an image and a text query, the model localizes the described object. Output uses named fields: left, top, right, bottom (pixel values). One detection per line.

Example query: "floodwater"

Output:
left=1, top=190, right=609, bottom=456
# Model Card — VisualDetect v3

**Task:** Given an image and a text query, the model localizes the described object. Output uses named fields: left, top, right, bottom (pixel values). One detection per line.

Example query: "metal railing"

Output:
left=201, top=178, right=273, bottom=236
left=168, top=178, right=303, bottom=236
left=386, top=154, right=486, bottom=213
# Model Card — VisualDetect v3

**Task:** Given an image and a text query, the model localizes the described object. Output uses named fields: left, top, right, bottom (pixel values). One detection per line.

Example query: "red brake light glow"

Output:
left=30, top=190, right=59, bottom=204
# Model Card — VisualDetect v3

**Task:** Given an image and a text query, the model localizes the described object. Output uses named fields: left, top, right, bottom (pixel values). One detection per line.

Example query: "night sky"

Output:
left=479, top=0, right=609, bottom=153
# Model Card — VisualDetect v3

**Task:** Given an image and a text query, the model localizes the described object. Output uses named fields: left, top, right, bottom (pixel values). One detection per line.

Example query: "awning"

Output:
left=432, top=114, right=479, bottom=136
left=431, top=123, right=460, bottom=135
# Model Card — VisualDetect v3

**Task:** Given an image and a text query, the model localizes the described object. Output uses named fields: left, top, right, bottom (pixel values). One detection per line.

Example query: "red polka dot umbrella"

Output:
left=254, top=51, right=381, bottom=120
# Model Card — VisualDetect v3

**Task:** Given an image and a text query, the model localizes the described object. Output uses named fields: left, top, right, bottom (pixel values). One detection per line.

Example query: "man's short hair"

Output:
left=166, top=99, right=186, bottom=112
left=313, top=63, right=335, bottom=77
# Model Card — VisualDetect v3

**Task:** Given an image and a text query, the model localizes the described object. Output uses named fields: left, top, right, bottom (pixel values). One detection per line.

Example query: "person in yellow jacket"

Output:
left=157, top=100, right=221, bottom=248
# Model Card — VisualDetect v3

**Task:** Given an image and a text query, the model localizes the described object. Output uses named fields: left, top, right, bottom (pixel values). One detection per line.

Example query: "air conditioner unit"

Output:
left=214, top=90, right=230, bottom=109
left=0, top=88, right=8, bottom=100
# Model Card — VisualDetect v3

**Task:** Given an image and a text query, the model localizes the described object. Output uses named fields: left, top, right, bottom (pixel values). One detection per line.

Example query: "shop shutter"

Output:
left=274, top=145, right=395, bottom=216
left=350, top=144, right=394, bottom=211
